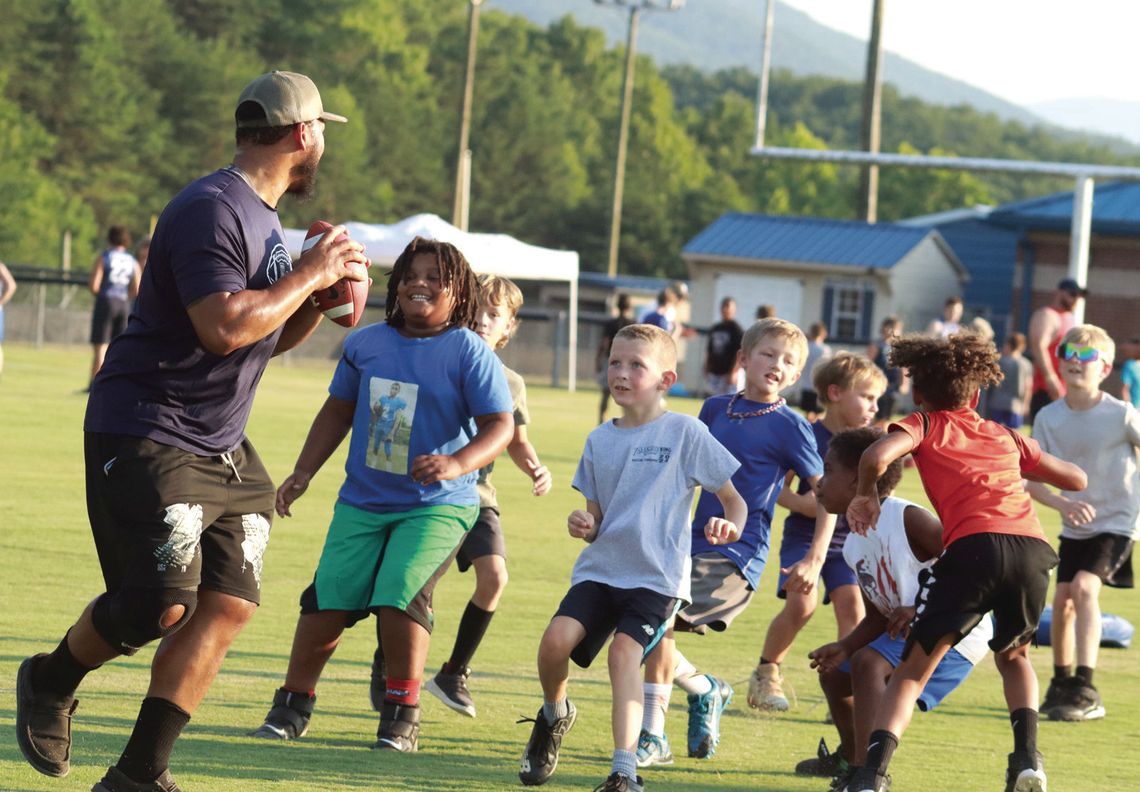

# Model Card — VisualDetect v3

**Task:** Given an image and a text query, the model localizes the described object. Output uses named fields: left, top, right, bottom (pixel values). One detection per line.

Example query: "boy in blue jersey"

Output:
left=637, top=318, right=835, bottom=765
left=753, top=353, right=886, bottom=715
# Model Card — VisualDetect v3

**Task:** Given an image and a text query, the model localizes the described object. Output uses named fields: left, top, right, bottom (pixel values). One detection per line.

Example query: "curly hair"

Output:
left=889, top=332, right=1001, bottom=410
left=828, top=427, right=904, bottom=496
left=385, top=236, right=479, bottom=331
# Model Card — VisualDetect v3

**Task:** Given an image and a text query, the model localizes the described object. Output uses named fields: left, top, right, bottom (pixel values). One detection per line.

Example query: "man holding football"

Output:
left=15, top=71, right=368, bottom=792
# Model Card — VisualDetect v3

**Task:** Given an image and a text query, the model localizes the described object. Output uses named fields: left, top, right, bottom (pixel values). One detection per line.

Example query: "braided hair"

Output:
left=385, top=236, right=480, bottom=331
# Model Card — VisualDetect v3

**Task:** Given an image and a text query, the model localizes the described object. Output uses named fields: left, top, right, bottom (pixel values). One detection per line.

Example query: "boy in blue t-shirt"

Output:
left=252, top=238, right=514, bottom=753
left=637, top=318, right=835, bottom=766
left=519, top=324, right=745, bottom=792
left=752, top=353, right=886, bottom=716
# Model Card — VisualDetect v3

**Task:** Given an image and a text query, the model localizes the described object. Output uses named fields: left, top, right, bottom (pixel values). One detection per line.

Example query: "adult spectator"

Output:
left=15, top=71, right=366, bottom=792
left=926, top=296, right=963, bottom=338
left=704, top=296, right=744, bottom=396
left=1028, top=277, right=1086, bottom=421
left=988, top=332, right=1034, bottom=429
left=0, top=261, right=16, bottom=379
left=88, top=226, right=142, bottom=387
left=756, top=304, right=776, bottom=321
left=597, top=293, right=635, bottom=423
left=1121, top=344, right=1139, bottom=408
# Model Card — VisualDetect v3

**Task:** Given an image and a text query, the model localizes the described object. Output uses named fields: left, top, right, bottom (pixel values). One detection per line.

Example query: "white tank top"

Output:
left=842, top=495, right=993, bottom=665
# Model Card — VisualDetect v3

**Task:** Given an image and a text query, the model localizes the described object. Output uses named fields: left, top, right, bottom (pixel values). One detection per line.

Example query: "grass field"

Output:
left=1, top=343, right=1138, bottom=791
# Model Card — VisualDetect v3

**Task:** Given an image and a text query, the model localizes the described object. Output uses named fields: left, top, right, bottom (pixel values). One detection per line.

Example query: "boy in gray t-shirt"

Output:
left=988, top=331, right=1034, bottom=429
left=518, top=324, right=745, bottom=792
left=1028, top=324, right=1140, bottom=724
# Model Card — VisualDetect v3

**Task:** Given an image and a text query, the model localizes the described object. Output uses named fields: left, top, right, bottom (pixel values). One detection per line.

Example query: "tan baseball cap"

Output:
left=235, top=70, right=347, bottom=128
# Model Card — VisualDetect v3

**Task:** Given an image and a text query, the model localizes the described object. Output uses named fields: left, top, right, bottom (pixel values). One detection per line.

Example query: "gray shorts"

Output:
left=675, top=552, right=754, bottom=634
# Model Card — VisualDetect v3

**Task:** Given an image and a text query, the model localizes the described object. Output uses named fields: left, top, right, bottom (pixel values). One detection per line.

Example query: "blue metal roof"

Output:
left=989, top=181, right=1140, bottom=235
left=682, top=213, right=933, bottom=269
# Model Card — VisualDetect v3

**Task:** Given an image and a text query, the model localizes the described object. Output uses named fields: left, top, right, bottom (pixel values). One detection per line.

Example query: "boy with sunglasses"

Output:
left=1028, top=325, right=1140, bottom=723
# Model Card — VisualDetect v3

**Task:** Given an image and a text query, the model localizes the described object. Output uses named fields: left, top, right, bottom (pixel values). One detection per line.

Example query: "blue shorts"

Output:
left=840, top=633, right=976, bottom=711
left=777, top=531, right=857, bottom=602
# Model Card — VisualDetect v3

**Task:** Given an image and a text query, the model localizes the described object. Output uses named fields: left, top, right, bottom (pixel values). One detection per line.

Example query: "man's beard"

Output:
left=286, top=151, right=320, bottom=200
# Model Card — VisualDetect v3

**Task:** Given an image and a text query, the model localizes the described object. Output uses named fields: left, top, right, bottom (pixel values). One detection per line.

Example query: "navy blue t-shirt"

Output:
left=85, top=168, right=293, bottom=455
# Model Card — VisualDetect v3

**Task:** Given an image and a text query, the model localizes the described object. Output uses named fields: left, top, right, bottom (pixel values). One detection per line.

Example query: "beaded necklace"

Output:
left=726, top=392, right=786, bottom=419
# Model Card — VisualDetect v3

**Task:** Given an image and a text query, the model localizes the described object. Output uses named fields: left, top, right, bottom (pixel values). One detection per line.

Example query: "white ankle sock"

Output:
left=641, top=682, right=671, bottom=735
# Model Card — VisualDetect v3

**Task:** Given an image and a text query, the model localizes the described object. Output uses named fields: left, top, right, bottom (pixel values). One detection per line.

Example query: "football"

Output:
left=303, top=220, right=369, bottom=328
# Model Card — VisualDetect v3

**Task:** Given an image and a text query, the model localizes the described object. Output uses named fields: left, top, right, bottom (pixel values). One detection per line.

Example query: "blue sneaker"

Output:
left=636, top=728, right=674, bottom=767
left=686, top=675, right=733, bottom=759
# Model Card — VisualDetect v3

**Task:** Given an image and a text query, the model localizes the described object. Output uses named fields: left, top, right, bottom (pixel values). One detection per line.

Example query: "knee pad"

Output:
left=91, top=587, right=198, bottom=655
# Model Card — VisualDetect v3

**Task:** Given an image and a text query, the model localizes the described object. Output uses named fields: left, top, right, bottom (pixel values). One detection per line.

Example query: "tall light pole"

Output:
left=453, top=0, right=484, bottom=231
left=595, top=0, right=684, bottom=278
left=857, top=0, right=885, bottom=222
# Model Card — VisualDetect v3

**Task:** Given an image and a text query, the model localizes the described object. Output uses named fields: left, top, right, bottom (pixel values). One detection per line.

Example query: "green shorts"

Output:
left=310, top=501, right=477, bottom=629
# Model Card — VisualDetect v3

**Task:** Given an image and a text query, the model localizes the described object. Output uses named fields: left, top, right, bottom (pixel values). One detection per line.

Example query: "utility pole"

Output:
left=597, top=0, right=684, bottom=278
left=452, top=0, right=483, bottom=230
left=857, top=0, right=885, bottom=223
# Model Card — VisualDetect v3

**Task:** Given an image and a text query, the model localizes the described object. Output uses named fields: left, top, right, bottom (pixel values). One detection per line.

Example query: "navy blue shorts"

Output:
left=777, top=531, right=857, bottom=603
left=554, top=581, right=679, bottom=668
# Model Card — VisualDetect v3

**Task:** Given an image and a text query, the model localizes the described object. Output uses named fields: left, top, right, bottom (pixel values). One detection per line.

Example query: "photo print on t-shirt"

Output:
left=367, top=377, right=416, bottom=475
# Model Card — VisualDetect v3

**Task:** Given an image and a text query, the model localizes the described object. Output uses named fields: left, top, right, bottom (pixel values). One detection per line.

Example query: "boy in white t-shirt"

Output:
left=518, top=324, right=746, bottom=792
left=803, top=427, right=993, bottom=790
left=1029, top=324, right=1140, bottom=722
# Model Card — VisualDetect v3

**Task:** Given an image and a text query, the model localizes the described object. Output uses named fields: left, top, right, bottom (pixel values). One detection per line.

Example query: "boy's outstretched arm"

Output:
left=411, top=411, right=513, bottom=486
left=847, top=430, right=915, bottom=534
left=568, top=500, right=603, bottom=543
left=507, top=424, right=552, bottom=496
left=1025, top=480, right=1096, bottom=526
left=781, top=479, right=836, bottom=594
left=809, top=592, right=887, bottom=674
left=704, top=479, right=746, bottom=545
left=277, top=396, right=355, bottom=517
left=1022, top=451, right=1087, bottom=492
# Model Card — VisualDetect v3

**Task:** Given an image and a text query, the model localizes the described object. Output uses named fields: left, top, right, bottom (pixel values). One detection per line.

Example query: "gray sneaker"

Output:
left=425, top=665, right=476, bottom=717
left=1050, top=680, right=1106, bottom=721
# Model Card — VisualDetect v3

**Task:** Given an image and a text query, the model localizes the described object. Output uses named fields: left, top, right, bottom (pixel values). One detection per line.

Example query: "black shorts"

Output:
left=1057, top=534, right=1134, bottom=588
left=90, top=297, right=129, bottom=344
left=85, top=432, right=275, bottom=604
left=455, top=507, right=505, bottom=572
left=908, top=533, right=1058, bottom=657
left=1028, top=389, right=1053, bottom=424
left=555, top=581, right=679, bottom=669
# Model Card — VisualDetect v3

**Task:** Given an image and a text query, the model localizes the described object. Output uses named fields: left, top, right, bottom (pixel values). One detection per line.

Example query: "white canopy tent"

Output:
left=285, top=213, right=580, bottom=390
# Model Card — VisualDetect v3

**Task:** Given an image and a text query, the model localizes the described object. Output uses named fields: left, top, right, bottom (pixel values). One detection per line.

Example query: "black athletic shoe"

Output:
left=1039, top=675, right=1070, bottom=719
left=16, top=654, right=78, bottom=778
left=796, top=737, right=849, bottom=777
left=1050, top=680, right=1106, bottom=721
left=369, top=648, right=387, bottom=713
left=843, top=767, right=891, bottom=792
left=373, top=701, right=420, bottom=752
left=518, top=701, right=577, bottom=786
left=426, top=665, right=476, bottom=717
left=1004, top=750, right=1046, bottom=792
left=250, top=688, right=315, bottom=740
left=592, top=772, right=645, bottom=792
left=92, top=766, right=182, bottom=792
left=828, top=764, right=858, bottom=792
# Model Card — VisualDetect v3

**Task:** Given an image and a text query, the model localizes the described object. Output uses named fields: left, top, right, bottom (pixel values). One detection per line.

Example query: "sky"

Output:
left=780, top=0, right=1139, bottom=106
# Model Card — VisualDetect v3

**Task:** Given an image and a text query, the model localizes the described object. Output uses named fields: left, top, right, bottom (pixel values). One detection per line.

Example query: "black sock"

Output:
left=116, top=697, right=190, bottom=782
left=445, top=602, right=494, bottom=672
left=864, top=730, right=899, bottom=777
left=1075, top=665, right=1094, bottom=685
left=1053, top=664, right=1072, bottom=679
left=33, top=634, right=99, bottom=698
left=1011, top=708, right=1037, bottom=756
